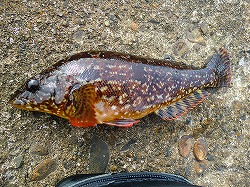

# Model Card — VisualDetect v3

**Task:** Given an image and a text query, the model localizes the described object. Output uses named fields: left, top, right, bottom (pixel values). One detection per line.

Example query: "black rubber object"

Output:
left=56, top=172, right=201, bottom=187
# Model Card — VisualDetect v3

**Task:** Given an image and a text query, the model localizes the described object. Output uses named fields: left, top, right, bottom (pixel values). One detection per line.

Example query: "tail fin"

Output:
left=207, top=48, right=231, bottom=87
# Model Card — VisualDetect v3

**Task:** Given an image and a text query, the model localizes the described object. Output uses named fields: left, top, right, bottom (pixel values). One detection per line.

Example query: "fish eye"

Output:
left=27, top=79, right=40, bottom=93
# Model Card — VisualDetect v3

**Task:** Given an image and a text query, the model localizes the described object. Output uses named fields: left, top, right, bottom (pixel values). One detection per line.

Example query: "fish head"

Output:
left=9, top=73, right=73, bottom=118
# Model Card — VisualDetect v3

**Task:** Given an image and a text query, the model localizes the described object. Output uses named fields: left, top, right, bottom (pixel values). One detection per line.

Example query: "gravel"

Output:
left=0, top=1, right=249, bottom=186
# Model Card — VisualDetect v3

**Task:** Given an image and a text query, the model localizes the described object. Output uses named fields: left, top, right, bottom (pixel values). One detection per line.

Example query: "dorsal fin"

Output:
left=44, top=51, right=193, bottom=73
left=88, top=51, right=192, bottom=69
left=155, top=90, right=210, bottom=120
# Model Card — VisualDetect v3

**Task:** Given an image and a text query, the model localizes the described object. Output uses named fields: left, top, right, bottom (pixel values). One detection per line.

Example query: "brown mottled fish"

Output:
left=9, top=48, right=230, bottom=127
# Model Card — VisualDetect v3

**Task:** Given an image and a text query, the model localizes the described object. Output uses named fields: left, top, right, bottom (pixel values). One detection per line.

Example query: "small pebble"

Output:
left=109, top=15, right=117, bottom=21
left=165, top=147, right=171, bottom=157
left=110, top=165, right=117, bottom=172
left=185, top=117, right=192, bottom=125
left=4, top=170, right=14, bottom=180
left=186, top=28, right=206, bottom=46
left=30, top=145, right=49, bottom=156
left=193, top=138, right=208, bottom=161
left=63, top=160, right=74, bottom=170
left=40, top=45, right=45, bottom=50
left=163, top=54, right=175, bottom=61
left=192, top=127, right=206, bottom=139
left=130, top=22, right=139, bottom=31
left=195, top=160, right=207, bottom=175
left=121, top=139, right=137, bottom=152
left=125, top=151, right=133, bottom=158
left=104, top=20, right=110, bottom=27
left=240, top=115, right=246, bottom=121
left=178, top=135, right=193, bottom=158
left=13, top=155, right=23, bottom=168
left=172, top=40, right=189, bottom=57
left=73, top=30, right=84, bottom=42
left=70, top=135, right=78, bottom=145
left=149, top=19, right=160, bottom=24
left=206, top=154, right=214, bottom=161
left=184, top=166, right=191, bottom=176
left=193, top=43, right=202, bottom=52
left=29, top=158, right=57, bottom=181
left=89, top=136, right=109, bottom=173
left=200, top=22, right=209, bottom=35
left=190, top=10, right=199, bottom=23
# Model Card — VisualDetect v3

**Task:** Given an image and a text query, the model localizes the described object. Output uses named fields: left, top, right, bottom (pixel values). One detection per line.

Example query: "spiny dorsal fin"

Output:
left=155, top=90, right=210, bottom=120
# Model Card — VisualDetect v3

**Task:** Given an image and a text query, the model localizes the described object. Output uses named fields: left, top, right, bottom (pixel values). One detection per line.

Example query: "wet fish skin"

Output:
left=9, top=49, right=230, bottom=127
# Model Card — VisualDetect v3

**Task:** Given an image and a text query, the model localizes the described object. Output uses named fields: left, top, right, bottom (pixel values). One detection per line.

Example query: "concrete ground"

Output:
left=0, top=1, right=249, bottom=186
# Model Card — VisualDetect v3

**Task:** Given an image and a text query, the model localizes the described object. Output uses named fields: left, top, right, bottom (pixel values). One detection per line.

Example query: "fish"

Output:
left=56, top=172, right=201, bottom=187
left=9, top=48, right=230, bottom=127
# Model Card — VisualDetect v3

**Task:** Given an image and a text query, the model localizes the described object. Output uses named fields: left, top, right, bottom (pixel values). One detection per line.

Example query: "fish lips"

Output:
left=8, top=83, right=50, bottom=109
left=8, top=83, right=27, bottom=106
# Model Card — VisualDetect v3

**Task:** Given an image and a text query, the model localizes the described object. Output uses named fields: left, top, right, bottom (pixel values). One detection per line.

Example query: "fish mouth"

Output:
left=8, top=83, right=35, bottom=110
left=8, top=85, right=26, bottom=106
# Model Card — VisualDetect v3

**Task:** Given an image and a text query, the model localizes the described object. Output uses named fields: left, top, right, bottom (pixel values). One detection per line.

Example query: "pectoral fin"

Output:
left=155, top=90, right=210, bottom=120
left=68, top=84, right=98, bottom=127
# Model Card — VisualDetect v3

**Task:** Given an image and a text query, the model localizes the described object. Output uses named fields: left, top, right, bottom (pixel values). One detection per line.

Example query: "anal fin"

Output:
left=104, top=119, right=140, bottom=128
left=155, top=89, right=210, bottom=120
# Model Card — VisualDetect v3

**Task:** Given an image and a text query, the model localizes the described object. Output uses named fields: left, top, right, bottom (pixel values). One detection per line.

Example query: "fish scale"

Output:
left=9, top=48, right=230, bottom=127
